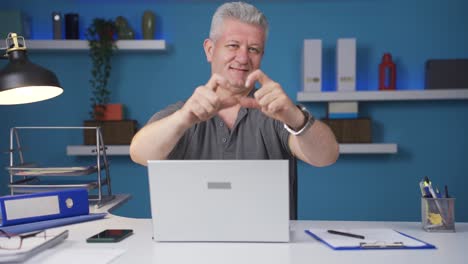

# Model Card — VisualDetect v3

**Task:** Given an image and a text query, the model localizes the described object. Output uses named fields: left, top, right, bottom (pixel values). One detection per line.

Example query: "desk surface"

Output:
left=25, top=210, right=467, bottom=264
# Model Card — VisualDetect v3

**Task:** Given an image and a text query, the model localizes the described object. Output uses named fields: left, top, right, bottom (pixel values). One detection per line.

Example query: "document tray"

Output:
left=7, top=165, right=99, bottom=176
left=9, top=178, right=101, bottom=193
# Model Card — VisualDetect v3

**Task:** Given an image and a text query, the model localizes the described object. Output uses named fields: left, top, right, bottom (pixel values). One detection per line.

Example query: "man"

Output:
left=130, top=1, right=339, bottom=167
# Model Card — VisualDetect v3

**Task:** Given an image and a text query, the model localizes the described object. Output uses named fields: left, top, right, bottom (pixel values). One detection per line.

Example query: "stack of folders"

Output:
left=0, top=229, right=69, bottom=263
left=0, top=188, right=106, bottom=234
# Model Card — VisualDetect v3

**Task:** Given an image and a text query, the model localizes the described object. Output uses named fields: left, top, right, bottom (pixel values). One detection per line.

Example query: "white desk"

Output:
left=24, top=209, right=467, bottom=264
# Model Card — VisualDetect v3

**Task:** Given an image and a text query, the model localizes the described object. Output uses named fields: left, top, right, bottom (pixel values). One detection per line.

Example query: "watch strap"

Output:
left=283, top=104, right=315, bottom=136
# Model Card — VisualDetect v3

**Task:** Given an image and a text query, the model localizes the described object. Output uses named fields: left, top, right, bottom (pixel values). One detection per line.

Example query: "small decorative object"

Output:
left=86, top=18, right=119, bottom=120
left=115, top=16, right=135, bottom=40
left=52, top=12, right=62, bottom=39
left=142, top=10, right=156, bottom=39
left=379, top=53, right=396, bottom=90
left=64, top=13, right=79, bottom=39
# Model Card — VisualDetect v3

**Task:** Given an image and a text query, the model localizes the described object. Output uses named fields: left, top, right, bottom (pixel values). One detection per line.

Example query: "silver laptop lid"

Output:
left=147, top=160, right=290, bottom=242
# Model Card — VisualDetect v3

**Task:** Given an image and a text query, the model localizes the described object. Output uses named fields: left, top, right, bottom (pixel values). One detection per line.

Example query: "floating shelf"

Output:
left=27, top=40, right=166, bottom=51
left=339, top=143, right=397, bottom=154
left=67, top=143, right=397, bottom=156
left=67, top=145, right=130, bottom=156
left=297, top=89, right=468, bottom=102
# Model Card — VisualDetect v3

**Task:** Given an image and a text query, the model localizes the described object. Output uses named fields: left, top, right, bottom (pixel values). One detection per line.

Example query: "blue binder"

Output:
left=0, top=189, right=89, bottom=226
left=0, top=213, right=107, bottom=235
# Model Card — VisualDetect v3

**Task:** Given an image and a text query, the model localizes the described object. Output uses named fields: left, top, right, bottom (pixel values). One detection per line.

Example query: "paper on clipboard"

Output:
left=305, top=228, right=436, bottom=250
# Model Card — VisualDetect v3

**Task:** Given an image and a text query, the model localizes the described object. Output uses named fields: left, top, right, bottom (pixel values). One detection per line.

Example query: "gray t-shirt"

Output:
left=147, top=101, right=293, bottom=160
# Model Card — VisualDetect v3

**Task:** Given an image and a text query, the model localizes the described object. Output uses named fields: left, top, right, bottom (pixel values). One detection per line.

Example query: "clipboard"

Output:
left=305, top=228, right=436, bottom=250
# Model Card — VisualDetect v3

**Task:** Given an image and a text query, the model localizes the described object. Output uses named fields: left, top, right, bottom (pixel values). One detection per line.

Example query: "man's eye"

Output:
left=249, top=47, right=260, bottom=54
left=227, top=44, right=239, bottom=49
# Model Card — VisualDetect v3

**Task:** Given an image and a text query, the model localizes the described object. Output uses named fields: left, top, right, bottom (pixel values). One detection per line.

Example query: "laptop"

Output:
left=147, top=160, right=290, bottom=242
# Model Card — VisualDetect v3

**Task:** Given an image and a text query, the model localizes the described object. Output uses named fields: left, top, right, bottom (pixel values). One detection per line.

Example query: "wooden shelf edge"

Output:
left=339, top=143, right=398, bottom=154
left=67, top=143, right=397, bottom=156
left=27, top=40, right=166, bottom=51
left=67, top=145, right=130, bottom=156
left=297, top=89, right=468, bottom=102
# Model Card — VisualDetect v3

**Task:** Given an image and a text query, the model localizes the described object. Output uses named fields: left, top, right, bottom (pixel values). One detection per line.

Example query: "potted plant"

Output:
left=86, top=18, right=121, bottom=120
left=84, top=18, right=137, bottom=145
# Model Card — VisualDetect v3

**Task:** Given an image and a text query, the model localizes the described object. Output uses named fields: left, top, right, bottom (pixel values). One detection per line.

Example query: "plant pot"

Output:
left=94, top=103, right=123, bottom=121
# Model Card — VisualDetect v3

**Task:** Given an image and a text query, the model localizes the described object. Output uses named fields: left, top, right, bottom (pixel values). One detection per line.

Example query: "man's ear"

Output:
left=203, top=38, right=214, bottom=62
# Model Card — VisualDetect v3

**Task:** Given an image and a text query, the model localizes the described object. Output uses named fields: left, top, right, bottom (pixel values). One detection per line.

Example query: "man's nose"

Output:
left=235, top=47, right=249, bottom=64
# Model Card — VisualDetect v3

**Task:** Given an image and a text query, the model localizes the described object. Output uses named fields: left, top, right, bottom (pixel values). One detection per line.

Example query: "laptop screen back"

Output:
left=147, top=160, right=290, bottom=242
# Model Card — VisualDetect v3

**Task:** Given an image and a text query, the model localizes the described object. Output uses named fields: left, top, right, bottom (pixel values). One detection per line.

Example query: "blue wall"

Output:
left=1, top=0, right=467, bottom=221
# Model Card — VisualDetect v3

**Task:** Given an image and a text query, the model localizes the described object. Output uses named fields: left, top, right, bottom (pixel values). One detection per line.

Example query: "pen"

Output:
left=327, top=230, right=365, bottom=239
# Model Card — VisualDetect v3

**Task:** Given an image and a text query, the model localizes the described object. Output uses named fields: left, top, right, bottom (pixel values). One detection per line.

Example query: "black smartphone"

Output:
left=86, top=229, right=133, bottom=243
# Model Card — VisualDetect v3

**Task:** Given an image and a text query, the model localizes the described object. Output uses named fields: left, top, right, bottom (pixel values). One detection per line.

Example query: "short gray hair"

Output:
left=209, top=2, right=269, bottom=42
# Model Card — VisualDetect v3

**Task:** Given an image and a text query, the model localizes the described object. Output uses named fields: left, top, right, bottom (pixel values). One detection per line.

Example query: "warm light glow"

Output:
left=0, top=86, right=63, bottom=105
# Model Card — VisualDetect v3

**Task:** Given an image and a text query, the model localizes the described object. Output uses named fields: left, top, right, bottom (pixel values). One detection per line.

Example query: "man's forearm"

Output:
left=289, top=120, right=339, bottom=167
left=130, top=111, right=192, bottom=166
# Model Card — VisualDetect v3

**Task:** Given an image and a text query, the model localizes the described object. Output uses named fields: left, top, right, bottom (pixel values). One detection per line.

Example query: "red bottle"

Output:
left=379, top=53, right=396, bottom=90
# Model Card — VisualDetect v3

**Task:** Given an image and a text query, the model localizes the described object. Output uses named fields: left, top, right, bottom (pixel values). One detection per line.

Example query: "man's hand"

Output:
left=179, top=74, right=238, bottom=126
left=241, top=70, right=305, bottom=130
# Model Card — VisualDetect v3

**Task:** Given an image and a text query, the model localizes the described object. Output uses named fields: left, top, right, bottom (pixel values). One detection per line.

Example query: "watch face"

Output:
left=54, top=14, right=60, bottom=21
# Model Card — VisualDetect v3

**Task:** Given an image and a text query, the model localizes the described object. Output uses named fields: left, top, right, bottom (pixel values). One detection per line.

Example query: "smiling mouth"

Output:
left=229, top=66, right=249, bottom=72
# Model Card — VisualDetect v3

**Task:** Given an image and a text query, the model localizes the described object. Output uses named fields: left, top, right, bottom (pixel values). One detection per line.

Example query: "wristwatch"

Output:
left=283, top=104, right=315, bottom=136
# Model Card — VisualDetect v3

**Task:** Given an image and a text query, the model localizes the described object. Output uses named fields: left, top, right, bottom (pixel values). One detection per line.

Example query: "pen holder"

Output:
left=421, top=197, right=455, bottom=232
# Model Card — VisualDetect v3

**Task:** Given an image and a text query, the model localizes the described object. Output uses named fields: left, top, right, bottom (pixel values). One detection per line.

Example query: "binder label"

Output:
left=5, top=196, right=60, bottom=220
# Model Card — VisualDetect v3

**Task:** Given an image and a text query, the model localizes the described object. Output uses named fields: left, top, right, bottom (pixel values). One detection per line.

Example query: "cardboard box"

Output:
left=336, top=38, right=356, bottom=92
left=322, top=118, right=371, bottom=143
left=84, top=120, right=137, bottom=145
left=303, top=39, right=322, bottom=92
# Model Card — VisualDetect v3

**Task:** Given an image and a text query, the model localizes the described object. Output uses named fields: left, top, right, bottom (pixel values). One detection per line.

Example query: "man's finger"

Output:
left=219, top=97, right=239, bottom=109
left=239, top=97, right=260, bottom=109
left=205, top=74, right=228, bottom=91
left=245, top=69, right=272, bottom=88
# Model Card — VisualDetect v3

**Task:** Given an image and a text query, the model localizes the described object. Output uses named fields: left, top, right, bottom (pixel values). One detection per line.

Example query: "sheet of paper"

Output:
left=307, top=228, right=427, bottom=248
left=36, top=248, right=126, bottom=264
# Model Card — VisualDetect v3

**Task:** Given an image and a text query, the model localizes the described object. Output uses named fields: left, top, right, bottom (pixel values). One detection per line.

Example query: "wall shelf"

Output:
left=297, top=89, right=468, bottom=102
left=67, top=145, right=130, bottom=156
left=27, top=40, right=166, bottom=51
left=339, top=143, right=397, bottom=154
left=67, top=143, right=397, bottom=156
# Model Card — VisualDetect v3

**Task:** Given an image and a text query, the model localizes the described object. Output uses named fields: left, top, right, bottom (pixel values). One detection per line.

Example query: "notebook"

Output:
left=147, top=160, right=290, bottom=242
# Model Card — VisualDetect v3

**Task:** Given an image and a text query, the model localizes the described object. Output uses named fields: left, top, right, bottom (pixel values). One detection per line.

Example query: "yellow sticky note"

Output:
left=428, top=213, right=442, bottom=225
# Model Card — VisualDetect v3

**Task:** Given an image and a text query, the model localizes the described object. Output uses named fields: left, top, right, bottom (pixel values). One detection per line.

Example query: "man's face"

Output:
left=204, top=19, right=265, bottom=92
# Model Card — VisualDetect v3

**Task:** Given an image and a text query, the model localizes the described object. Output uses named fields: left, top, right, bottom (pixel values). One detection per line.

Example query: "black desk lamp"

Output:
left=0, top=33, right=63, bottom=105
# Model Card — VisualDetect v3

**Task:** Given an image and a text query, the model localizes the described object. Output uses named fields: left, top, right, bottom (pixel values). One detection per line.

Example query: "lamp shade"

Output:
left=0, top=33, right=63, bottom=105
